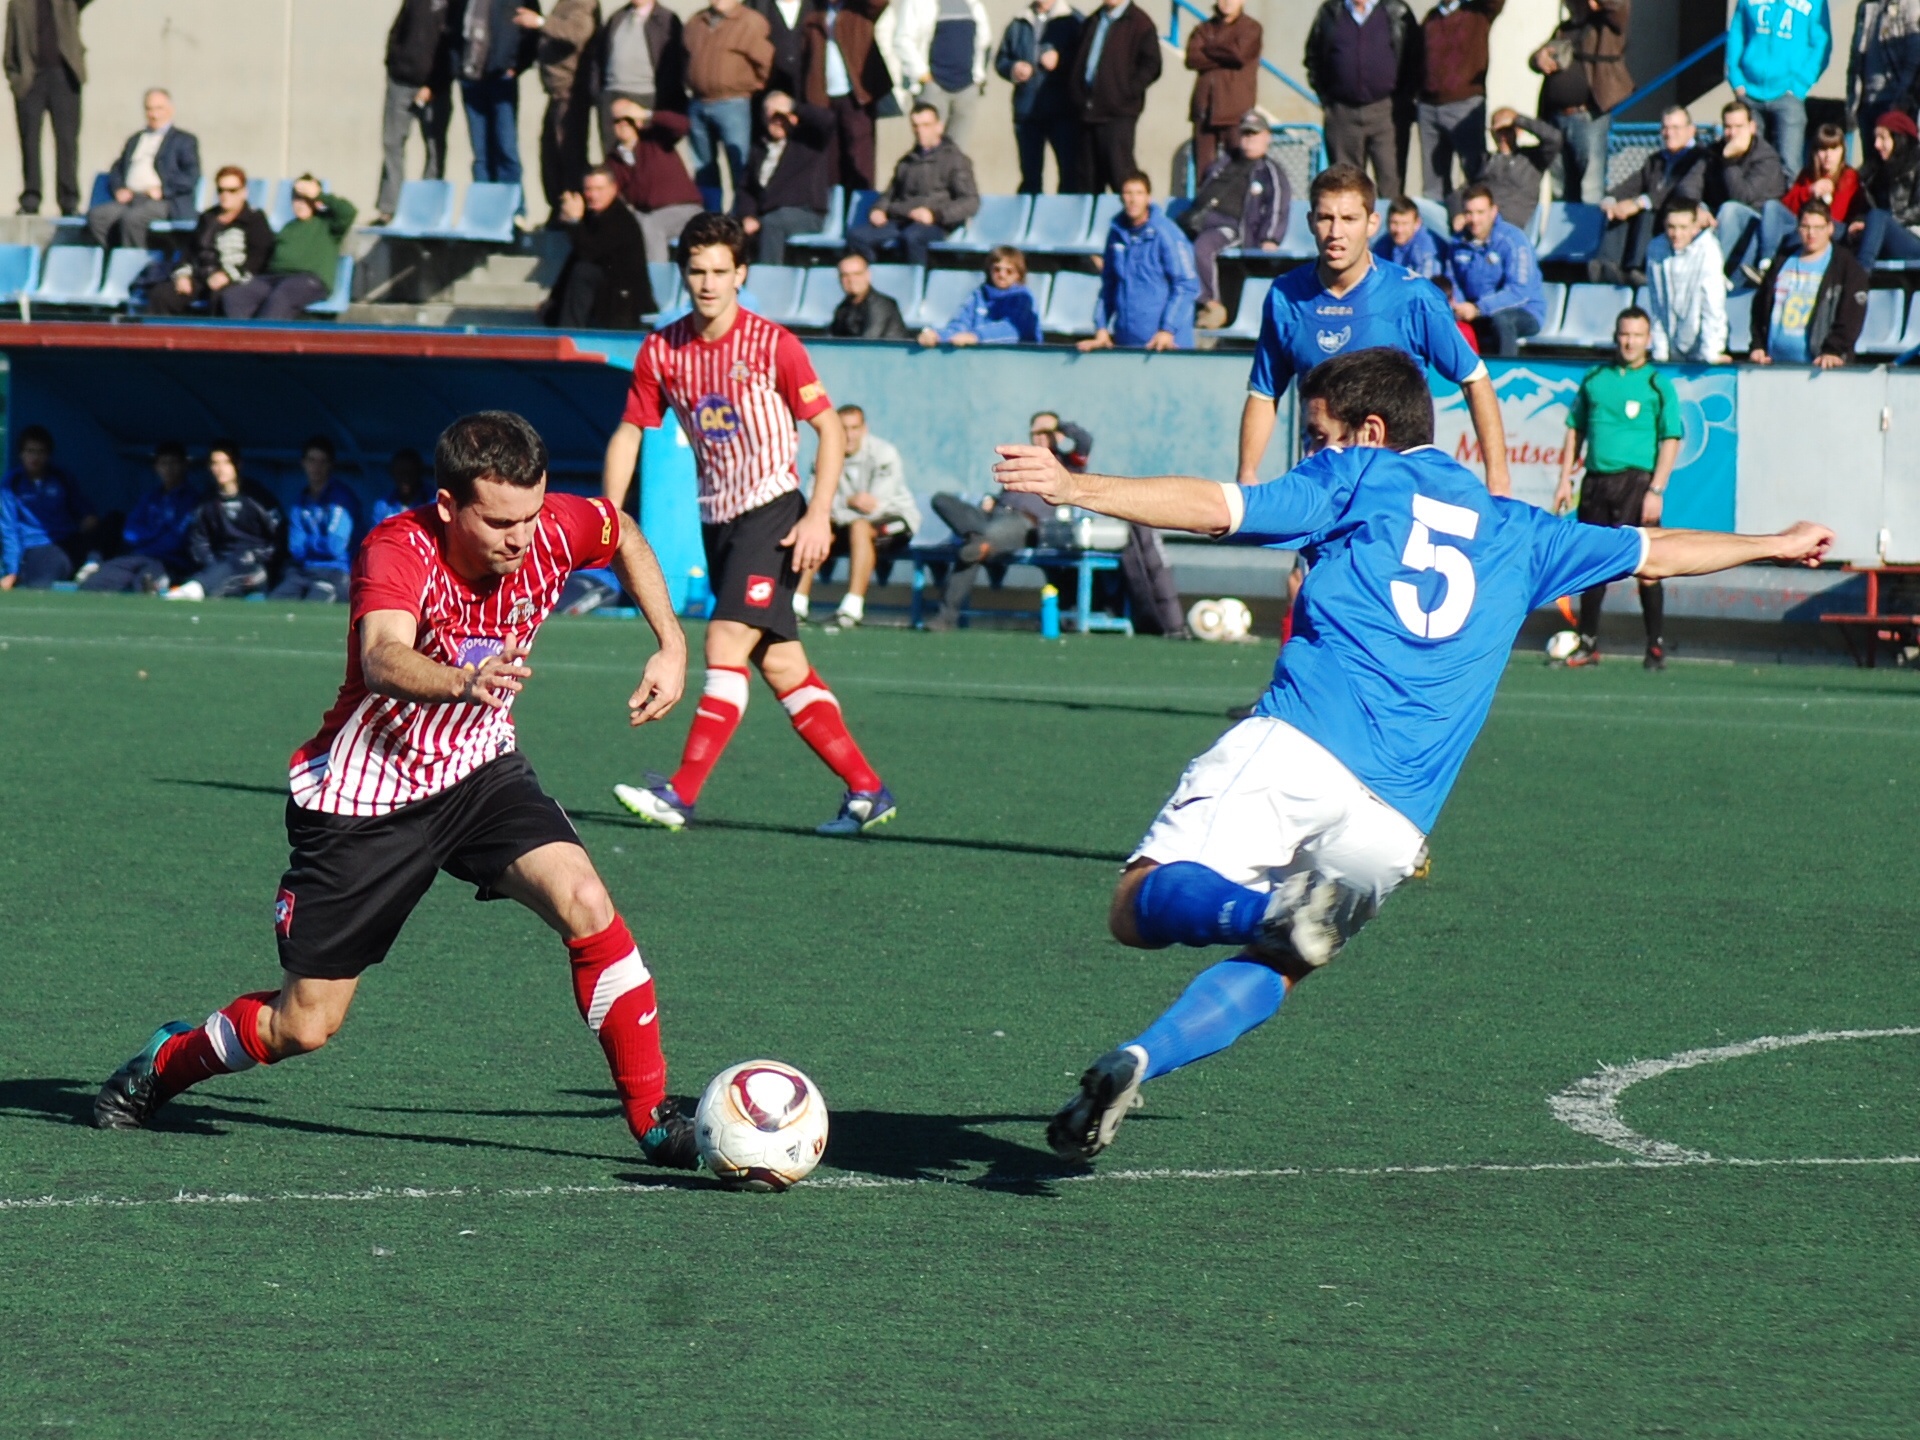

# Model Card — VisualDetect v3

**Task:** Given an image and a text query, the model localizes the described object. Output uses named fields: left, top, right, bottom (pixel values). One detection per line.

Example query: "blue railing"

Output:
left=1164, top=0, right=1320, bottom=110
left=1608, top=32, right=1729, bottom=117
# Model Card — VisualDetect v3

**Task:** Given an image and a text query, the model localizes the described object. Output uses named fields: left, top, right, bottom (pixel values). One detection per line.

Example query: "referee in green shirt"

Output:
left=1552, top=306, right=1684, bottom=670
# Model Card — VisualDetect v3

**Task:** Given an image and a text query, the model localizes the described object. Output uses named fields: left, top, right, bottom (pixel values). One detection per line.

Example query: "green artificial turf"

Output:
left=2, top=595, right=1918, bottom=1438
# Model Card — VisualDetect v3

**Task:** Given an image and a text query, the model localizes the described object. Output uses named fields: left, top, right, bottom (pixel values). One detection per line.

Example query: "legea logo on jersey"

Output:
left=695, top=392, right=742, bottom=443
left=1317, top=326, right=1351, bottom=354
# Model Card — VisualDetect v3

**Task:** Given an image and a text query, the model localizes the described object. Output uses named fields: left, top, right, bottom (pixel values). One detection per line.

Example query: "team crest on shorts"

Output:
left=506, top=597, right=535, bottom=628
left=275, top=888, right=296, bottom=937
left=695, top=393, right=741, bottom=442
left=1317, top=326, right=1352, bottom=353
left=745, top=575, right=775, bottom=607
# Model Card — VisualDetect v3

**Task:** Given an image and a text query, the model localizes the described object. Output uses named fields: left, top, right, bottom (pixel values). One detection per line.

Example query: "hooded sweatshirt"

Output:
left=1726, top=0, right=1834, bottom=103
left=935, top=280, right=1042, bottom=342
left=1647, top=227, right=1728, bottom=363
left=1094, top=201, right=1200, bottom=347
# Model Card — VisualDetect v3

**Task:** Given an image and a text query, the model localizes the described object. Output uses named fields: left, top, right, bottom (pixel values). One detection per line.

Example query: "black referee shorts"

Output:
left=1577, top=468, right=1654, bottom=529
left=703, top=488, right=804, bottom=641
left=274, top=751, right=582, bottom=981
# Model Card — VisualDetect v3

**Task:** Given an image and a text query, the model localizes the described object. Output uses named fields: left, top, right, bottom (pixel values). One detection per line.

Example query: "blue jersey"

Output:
left=1232, top=445, right=1645, bottom=831
left=1247, top=258, right=1486, bottom=403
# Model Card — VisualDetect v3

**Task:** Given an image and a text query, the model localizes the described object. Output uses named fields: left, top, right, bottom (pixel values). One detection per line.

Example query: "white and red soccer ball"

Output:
left=694, top=1060, right=829, bottom=1191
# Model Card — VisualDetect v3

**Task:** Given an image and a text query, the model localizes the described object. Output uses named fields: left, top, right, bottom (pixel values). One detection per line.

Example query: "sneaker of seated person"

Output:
left=162, top=580, right=206, bottom=602
left=836, top=593, right=864, bottom=626
left=793, top=592, right=811, bottom=622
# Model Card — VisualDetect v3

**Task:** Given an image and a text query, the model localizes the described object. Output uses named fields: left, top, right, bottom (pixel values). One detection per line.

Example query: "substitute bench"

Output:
left=907, top=543, right=1134, bottom=633
left=1820, top=564, right=1920, bottom=667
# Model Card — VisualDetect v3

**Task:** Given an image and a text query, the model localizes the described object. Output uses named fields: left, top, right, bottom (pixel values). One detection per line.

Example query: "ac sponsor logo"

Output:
left=744, top=575, right=775, bottom=607
left=694, top=393, right=742, bottom=442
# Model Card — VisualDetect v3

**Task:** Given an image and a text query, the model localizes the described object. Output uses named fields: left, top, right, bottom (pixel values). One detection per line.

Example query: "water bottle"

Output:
left=1040, top=583, right=1060, bottom=639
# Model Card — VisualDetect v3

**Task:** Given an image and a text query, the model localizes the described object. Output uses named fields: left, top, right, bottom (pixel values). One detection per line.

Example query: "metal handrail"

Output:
left=1164, top=0, right=1320, bottom=110
left=1607, top=33, right=1728, bottom=118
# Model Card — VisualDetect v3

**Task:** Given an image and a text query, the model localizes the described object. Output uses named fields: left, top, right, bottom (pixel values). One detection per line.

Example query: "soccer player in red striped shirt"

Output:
left=604, top=211, right=895, bottom=836
left=94, top=412, right=706, bottom=1169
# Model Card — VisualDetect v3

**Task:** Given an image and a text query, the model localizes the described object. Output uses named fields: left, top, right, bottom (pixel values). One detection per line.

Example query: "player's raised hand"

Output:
left=459, top=638, right=533, bottom=710
left=993, top=443, right=1075, bottom=505
left=627, top=648, right=685, bottom=727
left=1775, top=521, right=1836, bottom=567
left=781, top=509, right=834, bottom=573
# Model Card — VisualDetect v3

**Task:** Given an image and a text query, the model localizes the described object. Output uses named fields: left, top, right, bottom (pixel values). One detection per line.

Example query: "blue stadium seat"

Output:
left=1534, top=202, right=1606, bottom=264
left=368, top=179, right=457, bottom=237
left=932, top=194, right=1031, bottom=253
left=452, top=182, right=521, bottom=242
left=866, top=262, right=922, bottom=320
left=1022, top=194, right=1091, bottom=253
left=1275, top=200, right=1317, bottom=260
left=780, top=185, right=845, bottom=253
left=304, top=255, right=355, bottom=317
left=646, top=261, right=686, bottom=319
left=264, top=179, right=297, bottom=231
left=1022, top=271, right=1053, bottom=320
left=746, top=264, right=805, bottom=324
left=0, top=244, right=39, bottom=303
left=1215, top=277, right=1274, bottom=341
left=27, top=245, right=103, bottom=304
left=151, top=176, right=214, bottom=233
left=1894, top=294, right=1920, bottom=355
left=52, top=173, right=111, bottom=229
left=1533, top=282, right=1629, bottom=347
left=1523, top=283, right=1568, bottom=345
left=79, top=247, right=163, bottom=308
left=1725, top=289, right=1755, bottom=352
left=1413, top=197, right=1450, bottom=240
left=794, top=266, right=845, bottom=327
left=247, top=177, right=272, bottom=214
left=1059, top=193, right=1122, bottom=254
left=1857, top=289, right=1908, bottom=355
left=1040, top=270, right=1101, bottom=336
left=912, top=268, right=981, bottom=330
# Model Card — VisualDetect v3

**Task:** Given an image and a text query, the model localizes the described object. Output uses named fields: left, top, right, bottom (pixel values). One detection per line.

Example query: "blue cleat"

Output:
left=816, top=785, right=897, bottom=837
left=93, top=1020, right=196, bottom=1130
left=614, top=775, right=695, bottom=831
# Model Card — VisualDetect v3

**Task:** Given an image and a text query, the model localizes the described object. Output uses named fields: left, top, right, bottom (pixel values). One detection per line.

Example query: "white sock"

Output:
left=837, top=593, right=864, bottom=621
left=792, top=593, right=810, bottom=620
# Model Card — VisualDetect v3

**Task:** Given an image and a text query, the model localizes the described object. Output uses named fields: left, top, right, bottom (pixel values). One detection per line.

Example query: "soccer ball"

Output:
left=694, top=1060, right=829, bottom=1192
left=1545, top=629, right=1582, bottom=661
left=1216, top=598, right=1253, bottom=641
left=1187, top=598, right=1226, bottom=641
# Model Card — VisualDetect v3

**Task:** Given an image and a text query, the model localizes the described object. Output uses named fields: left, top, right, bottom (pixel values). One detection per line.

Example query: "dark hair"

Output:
left=584, top=165, right=619, bottom=185
left=208, top=438, right=241, bottom=464
left=1309, top=162, right=1378, bottom=214
left=1119, top=170, right=1152, bottom=193
left=837, top=403, right=865, bottom=419
left=1800, top=196, right=1834, bottom=222
left=1459, top=182, right=1496, bottom=208
left=1616, top=305, right=1652, bottom=330
left=1722, top=98, right=1755, bottom=124
left=301, top=434, right=335, bottom=460
left=986, top=244, right=1027, bottom=282
left=910, top=101, right=941, bottom=120
left=1297, top=348, right=1433, bottom=451
left=435, top=412, right=548, bottom=505
left=677, top=211, right=749, bottom=269
left=1387, top=195, right=1420, bottom=218
left=153, top=439, right=187, bottom=460
left=16, top=424, right=52, bottom=451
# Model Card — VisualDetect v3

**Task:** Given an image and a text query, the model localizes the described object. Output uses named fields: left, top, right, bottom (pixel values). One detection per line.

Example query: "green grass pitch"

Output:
left=3, top=594, right=1918, bottom=1437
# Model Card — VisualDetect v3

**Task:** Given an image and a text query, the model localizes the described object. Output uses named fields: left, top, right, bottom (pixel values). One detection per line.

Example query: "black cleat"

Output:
left=1644, top=640, right=1666, bottom=671
left=93, top=1021, right=194, bottom=1130
left=639, top=1097, right=702, bottom=1170
left=1047, top=1045, right=1147, bottom=1162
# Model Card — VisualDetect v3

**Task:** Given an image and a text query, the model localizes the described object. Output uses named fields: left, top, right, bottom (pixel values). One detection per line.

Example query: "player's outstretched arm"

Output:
left=360, top=609, right=532, bottom=709
left=1636, top=521, right=1834, bottom=579
left=602, top=422, right=643, bottom=510
left=610, top=511, right=688, bottom=726
left=993, top=444, right=1234, bottom=534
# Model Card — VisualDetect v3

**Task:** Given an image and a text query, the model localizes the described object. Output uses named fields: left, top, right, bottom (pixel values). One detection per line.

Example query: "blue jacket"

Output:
left=107, top=126, right=203, bottom=222
left=2, top=463, right=90, bottom=574
left=370, top=493, right=421, bottom=528
left=1445, top=216, right=1544, bottom=321
left=122, top=483, right=202, bottom=567
left=938, top=281, right=1043, bottom=343
left=285, top=480, right=360, bottom=569
left=1373, top=225, right=1443, bottom=280
left=1094, top=203, right=1200, bottom=348
left=1726, top=0, right=1833, bottom=103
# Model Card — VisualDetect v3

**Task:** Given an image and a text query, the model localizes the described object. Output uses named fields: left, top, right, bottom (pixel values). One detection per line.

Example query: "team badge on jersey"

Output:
left=506, top=597, right=536, bottom=628
left=745, top=575, right=775, bottom=607
left=1624, top=400, right=1641, bottom=419
left=695, top=393, right=742, bottom=442
left=729, top=360, right=752, bottom=382
left=1317, top=326, right=1352, bottom=354
left=275, top=888, right=296, bottom=937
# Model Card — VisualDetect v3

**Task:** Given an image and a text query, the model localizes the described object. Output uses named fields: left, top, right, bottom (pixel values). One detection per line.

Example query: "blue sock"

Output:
left=1133, top=861, right=1270, bottom=949
left=1126, top=958, right=1287, bottom=1080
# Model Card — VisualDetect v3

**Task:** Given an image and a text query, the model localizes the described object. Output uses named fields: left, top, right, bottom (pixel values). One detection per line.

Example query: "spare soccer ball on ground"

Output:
left=1215, top=598, right=1253, bottom=641
left=694, top=1060, right=829, bottom=1192
left=1545, top=629, right=1582, bottom=661
left=1187, top=598, right=1254, bottom=642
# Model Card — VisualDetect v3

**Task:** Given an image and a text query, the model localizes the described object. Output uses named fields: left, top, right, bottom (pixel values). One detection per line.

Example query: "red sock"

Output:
left=670, top=666, right=749, bottom=803
left=1280, top=603, right=1295, bottom=648
left=567, top=916, right=666, bottom=1141
left=778, top=669, right=882, bottom=793
left=153, top=990, right=278, bottom=1101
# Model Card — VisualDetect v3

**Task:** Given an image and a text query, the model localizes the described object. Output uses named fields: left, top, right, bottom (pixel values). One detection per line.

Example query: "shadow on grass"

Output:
left=892, top=687, right=1242, bottom=722
left=820, top=1107, right=1108, bottom=1196
left=569, top=807, right=1129, bottom=865
left=155, top=777, right=287, bottom=798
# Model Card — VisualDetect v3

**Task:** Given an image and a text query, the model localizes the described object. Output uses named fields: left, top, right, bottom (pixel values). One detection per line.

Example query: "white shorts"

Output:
left=1132, top=717, right=1428, bottom=902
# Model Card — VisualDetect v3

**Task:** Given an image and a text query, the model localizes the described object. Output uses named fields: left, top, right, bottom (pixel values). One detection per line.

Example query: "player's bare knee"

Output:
left=564, top=874, right=616, bottom=938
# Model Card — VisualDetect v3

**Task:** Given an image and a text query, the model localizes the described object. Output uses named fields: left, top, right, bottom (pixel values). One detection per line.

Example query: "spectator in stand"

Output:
left=375, top=0, right=454, bottom=226
left=893, top=0, right=992, bottom=149
left=604, top=98, right=703, bottom=262
left=684, top=0, right=774, bottom=203
left=1303, top=0, right=1418, bottom=205
left=1452, top=108, right=1560, bottom=233
left=1079, top=170, right=1198, bottom=351
left=1593, top=104, right=1707, bottom=285
left=1849, top=0, right=1920, bottom=142
left=736, top=90, right=835, bottom=262
left=918, top=244, right=1042, bottom=346
left=515, top=0, right=601, bottom=215
left=1750, top=197, right=1868, bottom=367
left=1443, top=181, right=1544, bottom=356
left=1183, top=0, right=1261, bottom=174
left=1372, top=194, right=1442, bottom=278
left=5, top=0, right=87, bottom=218
left=86, top=88, right=200, bottom=249
left=0, top=424, right=92, bottom=589
left=996, top=0, right=1083, bottom=194
left=793, top=403, right=919, bottom=626
left=1551, top=305, right=1682, bottom=671
left=164, top=443, right=282, bottom=602
left=1184, top=110, right=1290, bottom=329
left=451, top=0, right=538, bottom=191
left=1530, top=0, right=1630, bottom=207
left=750, top=0, right=808, bottom=99
left=587, top=0, right=687, bottom=150
left=1726, top=0, right=1832, bottom=175
left=1851, top=110, right=1920, bottom=269
left=847, top=101, right=978, bottom=267
left=1417, top=0, right=1503, bottom=203
left=1785, top=122, right=1863, bottom=222
left=1068, top=0, right=1161, bottom=194
left=221, top=176, right=353, bottom=320
left=545, top=165, right=657, bottom=327
left=270, top=438, right=359, bottom=604
left=801, top=0, right=893, bottom=191
left=371, top=448, right=428, bottom=527
left=146, top=165, right=275, bottom=318
left=1645, top=202, right=1729, bottom=363
left=829, top=251, right=911, bottom=337
left=79, top=442, right=200, bottom=594
left=1705, top=98, right=1790, bottom=282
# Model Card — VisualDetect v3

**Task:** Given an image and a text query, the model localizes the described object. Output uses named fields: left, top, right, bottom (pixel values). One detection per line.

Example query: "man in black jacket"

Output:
left=1303, top=0, right=1417, bottom=206
left=546, top=166, right=656, bottom=328
left=1068, top=0, right=1160, bottom=194
left=164, top=443, right=282, bottom=603
left=146, top=165, right=275, bottom=317
left=4, top=0, right=91, bottom=217
left=375, top=0, right=452, bottom=223
left=1705, top=97, right=1789, bottom=281
left=996, top=0, right=1083, bottom=193
left=86, top=88, right=200, bottom=249
left=735, top=90, right=835, bottom=262
left=1748, top=198, right=1868, bottom=368
left=748, top=0, right=807, bottom=102
left=1594, top=103, right=1708, bottom=284
left=829, top=252, right=911, bottom=337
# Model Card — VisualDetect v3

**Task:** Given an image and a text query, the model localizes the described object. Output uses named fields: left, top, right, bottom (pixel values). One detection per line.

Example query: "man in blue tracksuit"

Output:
left=1444, top=181, right=1545, bottom=356
left=1080, top=170, right=1199, bottom=351
left=270, top=435, right=359, bottom=603
left=81, top=441, right=202, bottom=592
left=1727, top=0, right=1834, bottom=174
left=1, top=424, right=94, bottom=589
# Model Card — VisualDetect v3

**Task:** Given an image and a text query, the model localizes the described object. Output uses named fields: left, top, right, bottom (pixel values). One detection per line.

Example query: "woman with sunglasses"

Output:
left=146, top=165, right=275, bottom=318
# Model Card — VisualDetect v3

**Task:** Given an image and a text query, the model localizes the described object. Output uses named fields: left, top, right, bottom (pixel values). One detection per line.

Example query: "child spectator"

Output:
left=1645, top=202, right=1729, bottom=363
left=917, top=245, right=1042, bottom=346
left=1785, top=122, right=1864, bottom=222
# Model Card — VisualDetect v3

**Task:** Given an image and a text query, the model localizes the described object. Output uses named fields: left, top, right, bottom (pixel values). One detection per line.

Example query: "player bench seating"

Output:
left=1820, top=564, right=1920, bottom=666
left=907, top=541, right=1133, bottom=634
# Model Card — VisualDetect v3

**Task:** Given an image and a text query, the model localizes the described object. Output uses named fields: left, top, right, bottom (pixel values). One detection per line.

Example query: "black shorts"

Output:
left=274, top=751, right=581, bottom=980
left=1577, top=468, right=1654, bottom=529
left=703, top=488, right=804, bottom=641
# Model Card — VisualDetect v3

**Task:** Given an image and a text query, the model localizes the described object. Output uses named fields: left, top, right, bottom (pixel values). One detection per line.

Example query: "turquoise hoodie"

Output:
left=1726, top=0, right=1833, bottom=102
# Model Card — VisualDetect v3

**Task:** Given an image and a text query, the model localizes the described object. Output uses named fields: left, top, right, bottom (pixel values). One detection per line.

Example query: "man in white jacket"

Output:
left=1646, top=202, right=1731, bottom=363
left=890, top=0, right=993, bottom=148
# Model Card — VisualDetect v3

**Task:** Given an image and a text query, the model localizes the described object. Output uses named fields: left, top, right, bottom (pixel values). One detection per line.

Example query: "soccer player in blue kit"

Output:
left=992, top=348, right=1834, bottom=1162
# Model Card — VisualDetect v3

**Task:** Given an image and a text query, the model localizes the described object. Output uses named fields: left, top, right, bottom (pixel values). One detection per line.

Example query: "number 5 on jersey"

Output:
left=1391, top=494, right=1480, bottom=639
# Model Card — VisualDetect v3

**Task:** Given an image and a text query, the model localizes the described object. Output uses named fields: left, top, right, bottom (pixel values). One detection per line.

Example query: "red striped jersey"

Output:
left=621, top=307, right=833, bottom=524
left=289, top=492, right=622, bottom=817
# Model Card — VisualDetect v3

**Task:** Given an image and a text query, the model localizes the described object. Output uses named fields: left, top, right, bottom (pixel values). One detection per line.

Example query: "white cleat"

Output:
left=613, top=779, right=693, bottom=830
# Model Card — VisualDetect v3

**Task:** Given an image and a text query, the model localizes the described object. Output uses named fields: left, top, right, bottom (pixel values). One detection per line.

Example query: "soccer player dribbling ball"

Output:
left=991, top=349, right=1835, bottom=1163
left=604, top=212, right=895, bottom=837
left=95, top=413, right=707, bottom=1170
